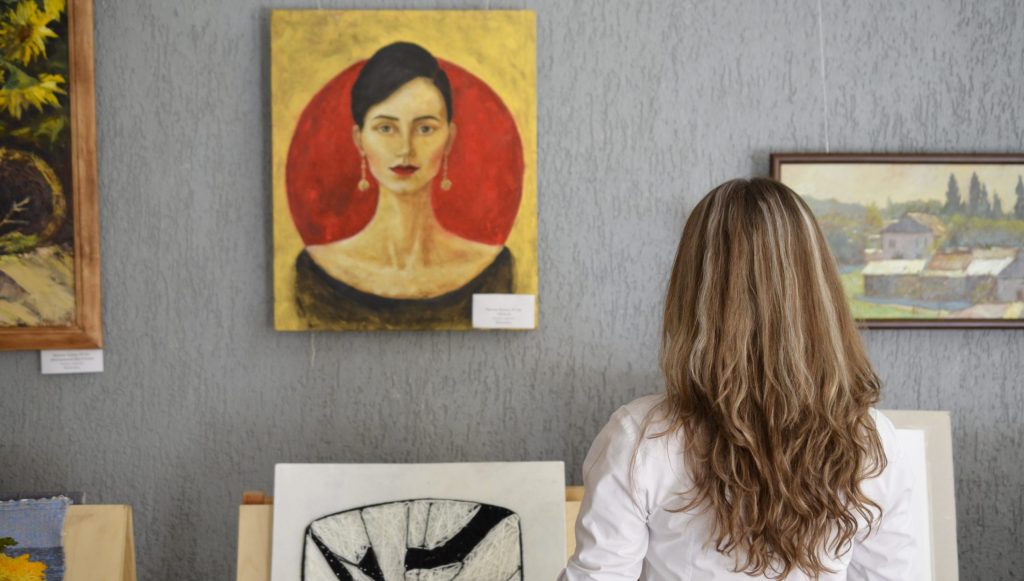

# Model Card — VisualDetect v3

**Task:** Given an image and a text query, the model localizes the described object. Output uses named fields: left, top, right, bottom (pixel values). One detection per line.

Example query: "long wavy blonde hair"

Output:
left=658, top=178, right=886, bottom=579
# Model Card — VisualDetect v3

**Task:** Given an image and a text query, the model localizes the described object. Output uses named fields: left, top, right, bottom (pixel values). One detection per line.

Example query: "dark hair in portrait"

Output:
left=350, top=41, right=454, bottom=128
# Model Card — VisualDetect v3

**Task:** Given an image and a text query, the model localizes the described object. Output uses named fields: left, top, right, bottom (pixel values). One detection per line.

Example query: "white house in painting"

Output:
left=996, top=252, right=1024, bottom=303
left=862, top=248, right=1024, bottom=305
left=880, top=213, right=946, bottom=259
left=862, top=259, right=927, bottom=298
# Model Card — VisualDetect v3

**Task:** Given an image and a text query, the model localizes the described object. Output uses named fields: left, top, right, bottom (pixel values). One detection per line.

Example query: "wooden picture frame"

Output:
left=772, top=153, right=1024, bottom=329
left=0, top=0, right=101, bottom=350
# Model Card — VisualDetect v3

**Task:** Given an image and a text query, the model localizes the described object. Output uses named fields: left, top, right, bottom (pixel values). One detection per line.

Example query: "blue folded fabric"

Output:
left=0, top=496, right=70, bottom=581
left=0, top=492, right=84, bottom=505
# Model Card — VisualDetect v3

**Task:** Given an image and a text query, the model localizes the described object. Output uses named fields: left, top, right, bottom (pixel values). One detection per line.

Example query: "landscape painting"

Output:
left=773, top=154, right=1024, bottom=328
left=0, top=0, right=100, bottom=350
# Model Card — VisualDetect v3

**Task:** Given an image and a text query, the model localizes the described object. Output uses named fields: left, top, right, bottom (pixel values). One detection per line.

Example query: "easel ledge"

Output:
left=236, top=486, right=584, bottom=581
left=64, top=505, right=137, bottom=581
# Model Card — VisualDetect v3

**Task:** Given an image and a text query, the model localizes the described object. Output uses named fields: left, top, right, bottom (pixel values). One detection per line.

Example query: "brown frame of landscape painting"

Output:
left=772, top=153, right=1024, bottom=329
left=0, top=0, right=101, bottom=350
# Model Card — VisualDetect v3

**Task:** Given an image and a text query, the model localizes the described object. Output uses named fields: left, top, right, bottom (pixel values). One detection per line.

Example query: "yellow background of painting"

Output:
left=271, top=10, right=538, bottom=330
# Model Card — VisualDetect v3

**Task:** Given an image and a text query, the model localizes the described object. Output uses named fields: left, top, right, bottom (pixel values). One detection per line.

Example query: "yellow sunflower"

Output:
left=0, top=72, right=65, bottom=119
left=0, top=0, right=63, bottom=66
left=0, top=553, right=47, bottom=581
left=44, top=0, right=67, bottom=20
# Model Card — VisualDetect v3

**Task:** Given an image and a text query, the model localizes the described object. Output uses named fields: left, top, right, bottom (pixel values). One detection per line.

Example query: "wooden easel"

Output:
left=64, top=505, right=137, bottom=581
left=236, top=487, right=584, bottom=581
left=238, top=412, right=959, bottom=580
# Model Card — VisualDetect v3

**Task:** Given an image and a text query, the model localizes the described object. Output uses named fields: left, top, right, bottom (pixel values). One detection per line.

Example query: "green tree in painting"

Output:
left=980, top=184, right=991, bottom=217
left=992, top=192, right=1004, bottom=218
left=865, top=202, right=883, bottom=231
left=944, top=214, right=1024, bottom=249
left=967, top=172, right=983, bottom=216
left=1015, top=175, right=1024, bottom=220
left=0, top=0, right=68, bottom=147
left=943, top=173, right=962, bottom=215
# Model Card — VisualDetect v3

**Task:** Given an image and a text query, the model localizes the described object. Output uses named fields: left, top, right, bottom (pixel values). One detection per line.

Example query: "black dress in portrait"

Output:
left=294, top=247, right=513, bottom=330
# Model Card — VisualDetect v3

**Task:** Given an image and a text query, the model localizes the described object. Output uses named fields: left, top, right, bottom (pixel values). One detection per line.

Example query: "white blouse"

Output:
left=561, top=395, right=918, bottom=581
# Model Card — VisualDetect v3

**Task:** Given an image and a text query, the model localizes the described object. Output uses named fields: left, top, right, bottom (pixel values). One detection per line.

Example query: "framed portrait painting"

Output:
left=772, top=153, right=1024, bottom=328
left=0, top=0, right=101, bottom=350
left=272, top=11, right=538, bottom=331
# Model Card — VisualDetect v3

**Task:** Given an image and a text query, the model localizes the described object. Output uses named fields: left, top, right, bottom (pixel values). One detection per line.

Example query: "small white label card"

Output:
left=473, top=294, right=536, bottom=329
left=41, top=349, right=104, bottom=375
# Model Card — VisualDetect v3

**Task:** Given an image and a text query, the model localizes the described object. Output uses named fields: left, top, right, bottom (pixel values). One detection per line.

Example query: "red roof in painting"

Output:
left=926, top=251, right=972, bottom=272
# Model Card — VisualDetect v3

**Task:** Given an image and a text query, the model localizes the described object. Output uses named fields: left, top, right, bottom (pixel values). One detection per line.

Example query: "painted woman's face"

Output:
left=354, top=77, right=455, bottom=195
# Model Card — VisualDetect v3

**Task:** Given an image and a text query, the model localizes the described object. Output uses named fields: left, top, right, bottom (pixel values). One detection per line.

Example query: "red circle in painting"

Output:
left=286, top=60, right=525, bottom=246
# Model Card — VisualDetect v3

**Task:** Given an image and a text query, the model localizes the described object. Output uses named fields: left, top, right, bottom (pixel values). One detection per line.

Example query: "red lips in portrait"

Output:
left=390, top=165, right=419, bottom=177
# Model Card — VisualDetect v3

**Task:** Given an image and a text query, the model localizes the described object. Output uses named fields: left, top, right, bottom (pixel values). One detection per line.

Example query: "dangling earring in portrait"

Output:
left=440, top=154, right=453, bottom=191
left=357, top=155, right=370, bottom=192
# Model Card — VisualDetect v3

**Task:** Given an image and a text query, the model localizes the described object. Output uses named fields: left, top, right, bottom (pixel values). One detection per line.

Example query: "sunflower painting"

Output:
left=0, top=0, right=100, bottom=350
left=0, top=549, right=48, bottom=581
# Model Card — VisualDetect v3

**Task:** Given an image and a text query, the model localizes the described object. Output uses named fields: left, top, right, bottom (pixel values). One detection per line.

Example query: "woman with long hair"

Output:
left=562, top=178, right=916, bottom=580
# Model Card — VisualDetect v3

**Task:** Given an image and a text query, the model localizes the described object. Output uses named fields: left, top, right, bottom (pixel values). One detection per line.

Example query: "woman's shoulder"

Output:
left=592, top=393, right=682, bottom=474
left=868, top=408, right=905, bottom=459
left=868, top=407, right=897, bottom=433
left=867, top=408, right=910, bottom=487
left=605, top=394, right=669, bottom=434
left=583, top=394, right=687, bottom=515
left=587, top=394, right=667, bottom=450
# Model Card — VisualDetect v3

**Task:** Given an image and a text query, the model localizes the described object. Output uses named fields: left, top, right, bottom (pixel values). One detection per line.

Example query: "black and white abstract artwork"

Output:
left=271, top=463, right=565, bottom=581
left=302, top=499, right=522, bottom=580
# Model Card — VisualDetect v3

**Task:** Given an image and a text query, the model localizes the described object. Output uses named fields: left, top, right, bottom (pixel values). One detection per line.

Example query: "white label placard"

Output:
left=472, top=294, right=536, bottom=329
left=40, top=350, right=104, bottom=375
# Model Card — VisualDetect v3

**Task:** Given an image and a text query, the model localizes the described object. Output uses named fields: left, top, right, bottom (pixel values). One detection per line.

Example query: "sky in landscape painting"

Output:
left=781, top=164, right=1022, bottom=205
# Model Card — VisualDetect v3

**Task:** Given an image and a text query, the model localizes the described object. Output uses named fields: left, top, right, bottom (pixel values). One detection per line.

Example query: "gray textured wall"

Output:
left=0, top=0, right=1020, bottom=579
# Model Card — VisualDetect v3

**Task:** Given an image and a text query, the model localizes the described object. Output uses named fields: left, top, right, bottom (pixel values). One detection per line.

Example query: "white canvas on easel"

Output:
left=883, top=411, right=959, bottom=581
left=898, top=429, right=934, bottom=579
left=271, top=462, right=565, bottom=581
